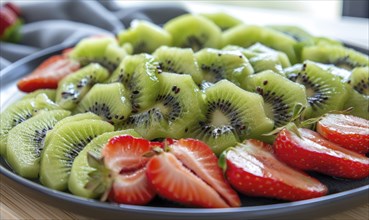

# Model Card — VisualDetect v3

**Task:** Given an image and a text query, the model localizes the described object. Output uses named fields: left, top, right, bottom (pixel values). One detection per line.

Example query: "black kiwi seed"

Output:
left=34, top=127, right=53, bottom=157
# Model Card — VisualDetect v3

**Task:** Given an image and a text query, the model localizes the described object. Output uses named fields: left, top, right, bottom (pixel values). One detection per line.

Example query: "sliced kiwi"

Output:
left=195, top=48, right=254, bottom=86
left=122, top=72, right=204, bottom=140
left=200, top=12, right=242, bottom=31
left=0, top=94, right=60, bottom=156
left=68, top=129, right=140, bottom=198
left=74, top=83, right=132, bottom=125
left=56, top=64, right=109, bottom=110
left=188, top=80, right=274, bottom=155
left=118, top=20, right=172, bottom=54
left=222, top=25, right=298, bottom=64
left=286, top=61, right=348, bottom=118
left=21, top=89, right=56, bottom=101
left=344, top=67, right=369, bottom=119
left=164, top=14, right=222, bottom=51
left=313, top=37, right=343, bottom=47
left=243, top=70, right=308, bottom=127
left=108, top=54, right=160, bottom=113
left=40, top=119, right=114, bottom=191
left=301, top=45, right=369, bottom=70
left=6, top=110, right=70, bottom=178
left=69, top=37, right=127, bottom=72
left=153, top=46, right=203, bottom=84
left=267, top=25, right=314, bottom=43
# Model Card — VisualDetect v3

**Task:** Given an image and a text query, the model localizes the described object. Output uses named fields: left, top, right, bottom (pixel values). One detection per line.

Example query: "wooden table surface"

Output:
left=1, top=176, right=368, bottom=220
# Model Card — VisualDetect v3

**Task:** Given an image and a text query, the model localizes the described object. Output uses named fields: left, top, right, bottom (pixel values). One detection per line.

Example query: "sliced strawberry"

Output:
left=222, top=139, right=327, bottom=201
left=274, top=128, right=369, bottom=179
left=101, top=135, right=156, bottom=205
left=146, top=152, right=229, bottom=208
left=17, top=55, right=80, bottom=92
left=316, top=114, right=369, bottom=154
left=4, top=3, right=21, bottom=17
left=169, top=139, right=240, bottom=207
left=0, top=7, right=17, bottom=36
left=109, top=167, right=156, bottom=205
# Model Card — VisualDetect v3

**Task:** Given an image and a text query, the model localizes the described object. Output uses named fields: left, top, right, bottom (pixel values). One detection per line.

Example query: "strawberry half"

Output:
left=146, top=152, right=230, bottom=208
left=316, top=114, right=369, bottom=154
left=274, top=128, right=369, bottom=179
left=168, top=138, right=240, bottom=207
left=87, top=135, right=156, bottom=205
left=221, top=139, right=327, bottom=201
left=17, top=55, right=80, bottom=93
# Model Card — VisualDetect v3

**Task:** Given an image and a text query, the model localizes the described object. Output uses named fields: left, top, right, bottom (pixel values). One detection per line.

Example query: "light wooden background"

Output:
left=1, top=176, right=368, bottom=220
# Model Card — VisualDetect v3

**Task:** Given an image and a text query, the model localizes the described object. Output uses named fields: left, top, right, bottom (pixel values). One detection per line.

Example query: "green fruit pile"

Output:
left=0, top=13, right=368, bottom=199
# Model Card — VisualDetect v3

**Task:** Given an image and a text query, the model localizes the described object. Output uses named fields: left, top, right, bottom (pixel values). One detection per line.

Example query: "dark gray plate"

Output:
left=1, top=42, right=368, bottom=220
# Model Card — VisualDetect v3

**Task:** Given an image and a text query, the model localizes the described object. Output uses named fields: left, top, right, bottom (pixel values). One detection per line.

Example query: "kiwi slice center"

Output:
left=154, top=93, right=182, bottom=121
left=209, top=109, right=231, bottom=127
left=262, top=103, right=275, bottom=122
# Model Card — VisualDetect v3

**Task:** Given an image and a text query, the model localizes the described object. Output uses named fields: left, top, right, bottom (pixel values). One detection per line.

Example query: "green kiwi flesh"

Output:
left=69, top=37, right=126, bottom=72
left=196, top=48, right=254, bottom=85
left=222, top=25, right=298, bottom=64
left=40, top=119, right=114, bottom=191
left=200, top=12, right=242, bottom=31
left=344, top=67, right=369, bottom=119
left=21, top=89, right=56, bottom=101
left=188, top=80, right=274, bottom=155
left=108, top=54, right=160, bottom=113
left=164, top=14, right=222, bottom=51
left=286, top=61, right=348, bottom=118
left=0, top=94, right=60, bottom=156
left=6, top=110, right=70, bottom=178
left=74, top=83, right=132, bottom=125
left=243, top=70, right=308, bottom=127
left=118, top=20, right=172, bottom=54
left=68, top=129, right=140, bottom=198
left=153, top=46, right=203, bottom=84
left=122, top=72, right=204, bottom=140
left=56, top=64, right=110, bottom=110
left=301, top=45, right=369, bottom=70
left=267, top=25, right=314, bottom=43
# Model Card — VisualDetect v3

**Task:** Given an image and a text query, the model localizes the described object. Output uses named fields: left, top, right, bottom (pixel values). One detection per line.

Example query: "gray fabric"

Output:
left=0, top=0, right=187, bottom=70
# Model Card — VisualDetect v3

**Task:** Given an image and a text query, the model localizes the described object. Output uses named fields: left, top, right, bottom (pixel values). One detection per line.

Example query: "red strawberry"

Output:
left=146, top=152, right=230, bottom=208
left=316, top=114, right=369, bottom=154
left=169, top=138, right=240, bottom=207
left=222, top=139, right=327, bottom=201
left=90, top=135, right=156, bottom=205
left=17, top=55, right=80, bottom=92
left=4, top=2, right=21, bottom=17
left=0, top=6, right=16, bottom=36
left=274, top=128, right=369, bottom=179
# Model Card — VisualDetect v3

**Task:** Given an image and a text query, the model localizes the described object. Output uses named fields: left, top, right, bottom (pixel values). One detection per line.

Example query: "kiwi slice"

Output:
left=243, top=70, right=308, bottom=127
left=118, top=20, right=172, bottom=54
left=188, top=80, right=274, bottom=155
left=301, top=45, right=369, bottom=70
left=153, top=46, right=203, bottom=84
left=21, top=89, right=56, bottom=101
left=108, top=54, right=160, bottom=113
left=6, top=110, right=70, bottom=178
left=68, top=129, right=140, bottom=198
left=286, top=61, right=348, bottom=118
left=344, top=67, right=369, bottom=119
left=0, top=94, right=60, bottom=156
left=69, top=37, right=127, bottom=72
left=195, top=48, right=254, bottom=86
left=267, top=25, right=314, bottom=43
left=40, top=119, right=114, bottom=191
left=222, top=25, right=298, bottom=64
left=56, top=63, right=109, bottom=110
left=164, top=14, right=222, bottom=51
left=122, top=72, right=204, bottom=140
left=200, top=12, right=242, bottom=31
left=74, top=83, right=132, bottom=125
left=313, top=37, right=343, bottom=47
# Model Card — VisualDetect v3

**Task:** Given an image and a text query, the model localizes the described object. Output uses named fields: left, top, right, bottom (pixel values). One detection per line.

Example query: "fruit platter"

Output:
left=1, top=13, right=368, bottom=220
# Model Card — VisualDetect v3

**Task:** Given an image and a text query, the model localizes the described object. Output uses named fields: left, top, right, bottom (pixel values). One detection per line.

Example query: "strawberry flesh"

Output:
left=17, top=55, right=80, bottom=92
left=274, top=128, right=369, bottom=179
left=224, top=139, right=327, bottom=201
left=317, top=114, right=369, bottom=154
left=146, top=152, right=230, bottom=208
left=169, top=138, right=240, bottom=207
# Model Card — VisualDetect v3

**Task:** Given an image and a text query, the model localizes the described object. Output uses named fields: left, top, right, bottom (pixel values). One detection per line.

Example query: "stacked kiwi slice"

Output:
left=1, top=12, right=368, bottom=199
